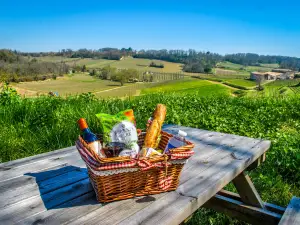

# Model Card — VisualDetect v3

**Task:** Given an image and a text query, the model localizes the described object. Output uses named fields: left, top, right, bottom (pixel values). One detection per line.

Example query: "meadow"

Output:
left=247, top=79, right=300, bottom=97
left=1, top=87, right=300, bottom=224
left=141, top=78, right=232, bottom=96
left=12, top=73, right=136, bottom=97
left=217, top=61, right=279, bottom=72
left=222, top=78, right=257, bottom=88
left=36, top=56, right=184, bottom=73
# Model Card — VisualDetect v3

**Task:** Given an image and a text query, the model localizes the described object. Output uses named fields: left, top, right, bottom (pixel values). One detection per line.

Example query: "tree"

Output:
left=256, top=75, right=265, bottom=91
left=81, top=65, right=87, bottom=72
left=99, top=66, right=116, bottom=80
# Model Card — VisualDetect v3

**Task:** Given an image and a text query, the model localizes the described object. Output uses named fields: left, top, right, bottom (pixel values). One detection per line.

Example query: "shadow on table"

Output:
left=25, top=165, right=98, bottom=209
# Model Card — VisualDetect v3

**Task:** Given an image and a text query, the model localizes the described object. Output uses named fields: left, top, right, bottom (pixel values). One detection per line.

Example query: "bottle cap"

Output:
left=77, top=118, right=88, bottom=130
left=124, top=109, right=134, bottom=117
left=178, top=130, right=187, bottom=137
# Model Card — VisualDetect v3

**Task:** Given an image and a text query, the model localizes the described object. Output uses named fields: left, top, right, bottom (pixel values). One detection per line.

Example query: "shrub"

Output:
left=279, top=87, right=288, bottom=94
left=233, top=89, right=246, bottom=97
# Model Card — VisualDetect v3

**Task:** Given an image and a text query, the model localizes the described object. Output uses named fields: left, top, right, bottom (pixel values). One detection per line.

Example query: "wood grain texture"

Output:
left=0, top=150, right=81, bottom=182
left=204, top=194, right=282, bottom=225
left=279, top=197, right=300, bottom=225
left=232, top=172, right=265, bottom=208
left=0, top=125, right=271, bottom=225
left=218, top=189, right=286, bottom=215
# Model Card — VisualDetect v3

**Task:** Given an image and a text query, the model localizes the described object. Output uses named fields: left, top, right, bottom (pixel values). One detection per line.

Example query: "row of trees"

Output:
left=149, top=61, right=164, bottom=68
left=224, top=53, right=300, bottom=71
left=133, top=49, right=222, bottom=73
left=19, top=48, right=134, bottom=60
left=90, top=66, right=139, bottom=86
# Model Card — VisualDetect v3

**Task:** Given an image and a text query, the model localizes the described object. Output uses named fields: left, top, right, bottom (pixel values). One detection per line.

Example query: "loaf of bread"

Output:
left=144, top=104, right=166, bottom=148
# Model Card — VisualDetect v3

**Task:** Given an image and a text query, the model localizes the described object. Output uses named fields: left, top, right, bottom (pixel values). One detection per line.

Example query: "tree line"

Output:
left=224, top=53, right=300, bottom=71
left=19, top=47, right=134, bottom=60
left=0, top=49, right=69, bottom=82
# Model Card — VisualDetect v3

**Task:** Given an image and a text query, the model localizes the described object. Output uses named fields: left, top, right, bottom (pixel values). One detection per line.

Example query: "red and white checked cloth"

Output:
left=76, top=140, right=137, bottom=171
left=137, top=159, right=171, bottom=171
left=158, top=176, right=173, bottom=190
left=170, top=151, right=194, bottom=160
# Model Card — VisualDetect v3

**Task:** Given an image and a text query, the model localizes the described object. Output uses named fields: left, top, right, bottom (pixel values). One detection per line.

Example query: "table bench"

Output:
left=279, top=197, right=300, bottom=225
left=0, top=124, right=289, bottom=225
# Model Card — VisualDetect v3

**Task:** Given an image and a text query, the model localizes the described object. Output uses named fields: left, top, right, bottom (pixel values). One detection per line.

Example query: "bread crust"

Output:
left=144, top=104, right=166, bottom=148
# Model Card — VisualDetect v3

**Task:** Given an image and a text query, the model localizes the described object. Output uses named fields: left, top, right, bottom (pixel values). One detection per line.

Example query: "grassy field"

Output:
left=247, top=79, right=300, bottom=97
left=34, top=56, right=79, bottom=63
left=141, top=78, right=232, bottom=96
left=223, top=78, right=257, bottom=88
left=12, top=73, right=191, bottom=98
left=35, top=56, right=184, bottom=73
left=65, top=58, right=116, bottom=68
left=12, top=73, right=135, bottom=96
left=217, top=61, right=279, bottom=72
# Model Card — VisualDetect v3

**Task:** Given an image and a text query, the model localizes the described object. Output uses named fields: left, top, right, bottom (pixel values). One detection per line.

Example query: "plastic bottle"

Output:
left=77, top=118, right=105, bottom=157
left=164, top=130, right=187, bottom=154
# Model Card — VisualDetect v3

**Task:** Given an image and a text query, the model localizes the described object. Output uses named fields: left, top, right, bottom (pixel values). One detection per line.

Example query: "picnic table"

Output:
left=0, top=124, right=288, bottom=225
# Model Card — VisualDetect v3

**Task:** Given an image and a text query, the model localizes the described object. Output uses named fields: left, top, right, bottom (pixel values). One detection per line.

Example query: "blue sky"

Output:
left=1, top=0, right=300, bottom=57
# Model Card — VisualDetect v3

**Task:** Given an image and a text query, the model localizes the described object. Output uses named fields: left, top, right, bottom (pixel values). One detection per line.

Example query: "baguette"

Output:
left=144, top=104, right=166, bottom=148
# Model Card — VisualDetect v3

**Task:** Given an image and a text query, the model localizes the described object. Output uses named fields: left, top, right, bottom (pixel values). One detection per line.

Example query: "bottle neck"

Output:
left=82, top=127, right=91, bottom=133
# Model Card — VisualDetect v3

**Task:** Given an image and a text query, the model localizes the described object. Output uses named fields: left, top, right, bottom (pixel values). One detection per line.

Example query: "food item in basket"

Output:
left=145, top=148, right=162, bottom=157
left=164, top=130, right=187, bottom=154
left=143, top=104, right=166, bottom=148
left=119, top=148, right=138, bottom=158
left=110, top=121, right=138, bottom=146
left=96, top=112, right=138, bottom=145
left=105, top=142, right=126, bottom=157
left=77, top=118, right=106, bottom=157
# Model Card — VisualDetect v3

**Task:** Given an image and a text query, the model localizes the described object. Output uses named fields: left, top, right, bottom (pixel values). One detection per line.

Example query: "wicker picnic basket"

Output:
left=75, top=131, right=195, bottom=203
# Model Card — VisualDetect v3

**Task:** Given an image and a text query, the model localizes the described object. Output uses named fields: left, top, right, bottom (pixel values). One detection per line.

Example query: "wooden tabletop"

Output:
left=0, top=125, right=271, bottom=225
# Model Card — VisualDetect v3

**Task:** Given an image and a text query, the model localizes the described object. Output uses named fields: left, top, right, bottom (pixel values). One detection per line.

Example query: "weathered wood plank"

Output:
left=204, top=194, right=282, bottom=225
left=176, top=140, right=270, bottom=199
left=279, top=197, right=300, bottom=225
left=0, top=164, right=87, bottom=209
left=247, top=153, right=266, bottom=171
left=218, top=189, right=286, bottom=215
left=232, top=171, right=265, bottom=208
left=16, top=192, right=99, bottom=225
left=0, top=150, right=81, bottom=182
left=0, top=178, right=93, bottom=224
left=179, top=134, right=261, bottom=186
left=0, top=146, right=77, bottom=168
left=117, top=192, right=196, bottom=225
left=68, top=193, right=171, bottom=225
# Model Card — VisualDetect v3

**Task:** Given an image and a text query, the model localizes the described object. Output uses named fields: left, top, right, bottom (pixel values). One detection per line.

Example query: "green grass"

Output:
left=260, top=63, right=280, bottom=68
left=141, top=78, right=232, bottom=96
left=223, top=79, right=257, bottom=88
left=247, top=79, right=300, bottom=97
left=1, top=90, right=300, bottom=225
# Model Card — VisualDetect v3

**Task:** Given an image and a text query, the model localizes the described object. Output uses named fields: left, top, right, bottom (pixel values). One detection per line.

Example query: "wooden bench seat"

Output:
left=279, top=197, right=300, bottom=225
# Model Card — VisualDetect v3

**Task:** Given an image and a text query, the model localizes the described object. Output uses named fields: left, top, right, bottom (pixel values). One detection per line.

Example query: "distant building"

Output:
left=250, top=69, right=295, bottom=81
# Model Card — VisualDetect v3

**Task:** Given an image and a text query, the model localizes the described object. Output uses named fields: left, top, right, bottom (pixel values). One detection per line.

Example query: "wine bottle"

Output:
left=77, top=118, right=105, bottom=157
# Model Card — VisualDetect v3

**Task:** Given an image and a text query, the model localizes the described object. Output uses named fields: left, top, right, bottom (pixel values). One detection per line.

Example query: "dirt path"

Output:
left=92, top=85, right=127, bottom=94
